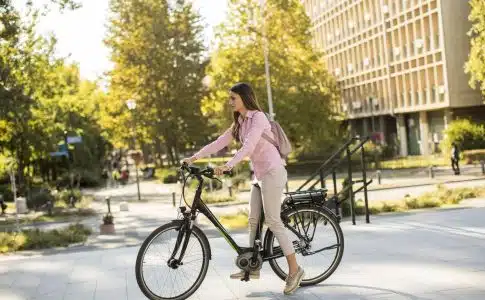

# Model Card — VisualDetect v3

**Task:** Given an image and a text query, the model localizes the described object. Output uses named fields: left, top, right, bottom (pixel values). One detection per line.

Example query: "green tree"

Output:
left=105, top=0, right=209, bottom=166
left=0, top=2, right=108, bottom=189
left=202, top=0, right=341, bottom=157
left=465, top=0, right=485, bottom=96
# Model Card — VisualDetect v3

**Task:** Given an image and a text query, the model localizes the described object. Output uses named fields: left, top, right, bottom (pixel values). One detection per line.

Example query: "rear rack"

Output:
left=284, top=188, right=327, bottom=205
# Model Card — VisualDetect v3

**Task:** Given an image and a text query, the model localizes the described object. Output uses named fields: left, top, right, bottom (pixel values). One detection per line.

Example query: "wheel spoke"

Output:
left=269, top=207, right=344, bottom=286
left=136, top=224, right=209, bottom=299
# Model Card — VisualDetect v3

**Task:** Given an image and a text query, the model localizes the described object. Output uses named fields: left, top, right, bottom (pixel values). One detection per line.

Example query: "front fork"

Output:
left=167, top=214, right=194, bottom=269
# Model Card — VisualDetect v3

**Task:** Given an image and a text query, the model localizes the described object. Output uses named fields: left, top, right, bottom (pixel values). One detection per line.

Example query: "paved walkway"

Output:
left=81, top=164, right=485, bottom=204
left=1, top=199, right=485, bottom=299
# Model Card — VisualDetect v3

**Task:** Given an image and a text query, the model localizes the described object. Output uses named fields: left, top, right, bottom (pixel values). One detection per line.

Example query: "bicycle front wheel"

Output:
left=265, top=205, right=344, bottom=286
left=135, top=221, right=210, bottom=300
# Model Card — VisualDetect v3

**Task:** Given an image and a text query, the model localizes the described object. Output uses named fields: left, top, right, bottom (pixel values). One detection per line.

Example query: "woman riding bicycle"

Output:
left=183, top=82, right=304, bottom=295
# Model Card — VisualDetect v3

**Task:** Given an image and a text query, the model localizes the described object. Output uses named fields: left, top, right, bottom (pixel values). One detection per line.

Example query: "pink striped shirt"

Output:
left=191, top=110, right=284, bottom=180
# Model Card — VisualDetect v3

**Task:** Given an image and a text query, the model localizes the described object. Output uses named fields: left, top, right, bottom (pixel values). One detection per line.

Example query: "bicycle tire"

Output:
left=135, top=221, right=211, bottom=300
left=265, top=205, right=344, bottom=286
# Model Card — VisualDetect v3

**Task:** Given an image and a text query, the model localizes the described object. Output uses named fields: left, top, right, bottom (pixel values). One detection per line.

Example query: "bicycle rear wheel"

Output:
left=265, top=205, right=344, bottom=286
left=135, top=221, right=210, bottom=300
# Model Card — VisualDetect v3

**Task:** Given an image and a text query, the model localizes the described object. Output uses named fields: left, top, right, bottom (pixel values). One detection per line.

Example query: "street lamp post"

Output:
left=126, top=99, right=141, bottom=202
left=260, top=0, right=275, bottom=121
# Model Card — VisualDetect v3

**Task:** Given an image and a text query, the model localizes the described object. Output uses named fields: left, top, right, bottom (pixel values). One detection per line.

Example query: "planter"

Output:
left=100, top=223, right=115, bottom=235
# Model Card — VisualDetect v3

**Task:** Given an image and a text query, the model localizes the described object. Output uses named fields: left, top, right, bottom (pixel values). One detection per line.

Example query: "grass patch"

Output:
left=216, top=186, right=485, bottom=229
left=219, top=209, right=248, bottom=229
left=0, top=207, right=97, bottom=226
left=0, top=223, right=92, bottom=253
left=54, top=195, right=93, bottom=209
left=352, top=185, right=485, bottom=216
left=203, top=194, right=237, bottom=204
left=375, top=156, right=447, bottom=170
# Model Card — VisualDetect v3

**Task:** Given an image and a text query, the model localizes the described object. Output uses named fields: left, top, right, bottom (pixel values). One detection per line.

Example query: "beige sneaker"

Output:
left=229, top=270, right=260, bottom=280
left=283, top=266, right=304, bottom=295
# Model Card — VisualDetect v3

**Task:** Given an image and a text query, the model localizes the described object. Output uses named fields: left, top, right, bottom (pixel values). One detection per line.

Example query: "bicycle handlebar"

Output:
left=180, top=162, right=233, bottom=178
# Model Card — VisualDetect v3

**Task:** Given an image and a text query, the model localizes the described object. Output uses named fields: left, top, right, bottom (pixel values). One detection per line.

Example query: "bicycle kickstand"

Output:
left=241, top=271, right=250, bottom=282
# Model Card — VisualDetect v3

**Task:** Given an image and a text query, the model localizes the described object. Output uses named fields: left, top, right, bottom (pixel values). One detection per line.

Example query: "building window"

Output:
left=424, top=88, right=430, bottom=104
left=437, top=85, right=446, bottom=102
left=382, top=5, right=389, bottom=14
left=414, top=39, right=424, bottom=54
left=348, top=20, right=355, bottom=31
left=347, top=63, right=354, bottom=73
left=402, top=0, right=408, bottom=10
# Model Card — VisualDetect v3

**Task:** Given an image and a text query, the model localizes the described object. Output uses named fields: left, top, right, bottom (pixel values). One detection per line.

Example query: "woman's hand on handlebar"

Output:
left=181, top=157, right=196, bottom=166
left=214, top=165, right=232, bottom=176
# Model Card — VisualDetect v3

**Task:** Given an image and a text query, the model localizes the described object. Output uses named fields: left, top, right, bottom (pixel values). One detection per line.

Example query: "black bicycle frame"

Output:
left=174, top=171, right=308, bottom=263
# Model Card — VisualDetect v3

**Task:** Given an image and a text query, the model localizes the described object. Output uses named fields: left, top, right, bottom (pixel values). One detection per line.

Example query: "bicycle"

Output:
left=135, top=163, right=344, bottom=300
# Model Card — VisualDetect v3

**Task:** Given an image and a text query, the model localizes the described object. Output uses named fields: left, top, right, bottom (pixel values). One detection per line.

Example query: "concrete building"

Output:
left=302, top=0, right=484, bottom=156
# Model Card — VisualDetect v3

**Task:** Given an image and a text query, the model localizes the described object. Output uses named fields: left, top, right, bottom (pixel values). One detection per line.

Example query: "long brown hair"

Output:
left=230, top=82, right=262, bottom=141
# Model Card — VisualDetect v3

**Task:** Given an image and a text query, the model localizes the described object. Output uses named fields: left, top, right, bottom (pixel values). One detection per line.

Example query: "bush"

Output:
left=231, top=174, right=248, bottom=190
left=29, top=189, right=55, bottom=210
left=103, top=213, right=114, bottom=225
left=56, top=170, right=104, bottom=188
left=77, top=170, right=104, bottom=188
left=463, top=149, right=485, bottom=164
left=381, top=201, right=403, bottom=212
left=189, top=177, right=223, bottom=191
left=163, top=174, right=179, bottom=184
left=155, top=168, right=179, bottom=183
left=440, top=119, right=485, bottom=154
left=0, top=184, right=13, bottom=202
left=56, top=189, right=82, bottom=206
left=0, top=223, right=91, bottom=253
left=0, top=232, right=25, bottom=253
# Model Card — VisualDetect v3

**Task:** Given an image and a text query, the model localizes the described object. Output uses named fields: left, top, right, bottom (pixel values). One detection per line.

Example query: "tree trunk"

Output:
left=166, top=143, right=175, bottom=166
left=16, top=149, right=25, bottom=196
left=173, top=134, right=180, bottom=163
left=155, top=138, right=164, bottom=167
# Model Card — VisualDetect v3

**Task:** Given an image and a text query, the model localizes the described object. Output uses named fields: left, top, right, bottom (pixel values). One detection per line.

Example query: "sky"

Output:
left=12, top=0, right=228, bottom=81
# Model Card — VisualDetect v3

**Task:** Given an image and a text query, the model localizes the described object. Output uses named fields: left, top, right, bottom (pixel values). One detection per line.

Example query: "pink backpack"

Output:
left=261, top=113, right=292, bottom=159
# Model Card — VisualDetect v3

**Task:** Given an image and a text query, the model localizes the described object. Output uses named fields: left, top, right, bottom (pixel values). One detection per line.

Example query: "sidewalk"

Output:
left=1, top=200, right=485, bottom=299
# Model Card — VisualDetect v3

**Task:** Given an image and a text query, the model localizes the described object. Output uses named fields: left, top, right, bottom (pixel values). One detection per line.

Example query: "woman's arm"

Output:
left=190, top=127, right=233, bottom=160
left=225, top=112, right=266, bottom=169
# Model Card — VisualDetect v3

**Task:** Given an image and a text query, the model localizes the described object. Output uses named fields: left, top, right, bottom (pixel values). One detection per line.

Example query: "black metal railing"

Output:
left=296, top=136, right=373, bottom=225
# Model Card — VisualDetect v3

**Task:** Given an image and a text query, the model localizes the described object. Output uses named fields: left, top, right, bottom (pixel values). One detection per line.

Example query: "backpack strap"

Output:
left=261, top=132, right=278, bottom=150
left=243, top=111, right=279, bottom=151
